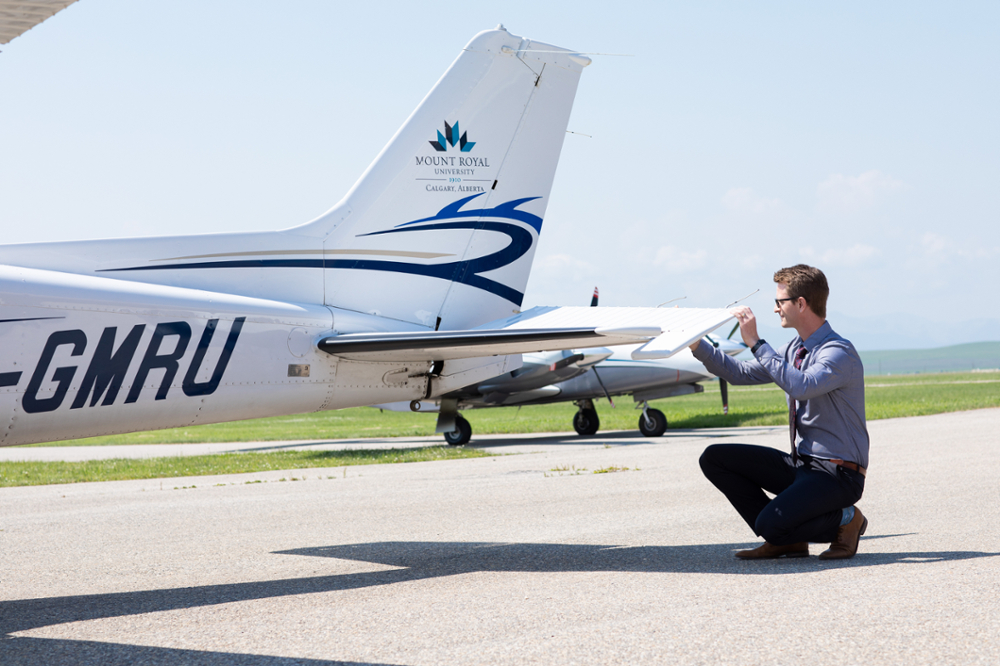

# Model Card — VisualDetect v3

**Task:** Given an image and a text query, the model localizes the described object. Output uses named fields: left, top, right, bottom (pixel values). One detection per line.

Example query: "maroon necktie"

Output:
left=789, top=346, right=808, bottom=462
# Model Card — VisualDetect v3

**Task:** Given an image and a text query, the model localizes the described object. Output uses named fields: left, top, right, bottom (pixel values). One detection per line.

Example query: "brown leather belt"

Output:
left=829, top=459, right=867, bottom=477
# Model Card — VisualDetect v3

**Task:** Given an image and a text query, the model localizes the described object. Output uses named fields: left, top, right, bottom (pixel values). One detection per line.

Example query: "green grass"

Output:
left=4, top=371, right=996, bottom=488
left=684, top=371, right=1000, bottom=426
left=26, top=371, right=1000, bottom=446
left=0, top=446, right=490, bottom=488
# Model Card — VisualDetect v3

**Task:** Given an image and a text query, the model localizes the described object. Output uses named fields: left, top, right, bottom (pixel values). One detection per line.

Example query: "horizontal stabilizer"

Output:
left=318, top=306, right=734, bottom=362
left=318, top=327, right=652, bottom=362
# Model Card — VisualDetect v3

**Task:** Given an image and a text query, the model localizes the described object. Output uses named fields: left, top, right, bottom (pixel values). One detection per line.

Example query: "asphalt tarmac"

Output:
left=2, top=409, right=998, bottom=665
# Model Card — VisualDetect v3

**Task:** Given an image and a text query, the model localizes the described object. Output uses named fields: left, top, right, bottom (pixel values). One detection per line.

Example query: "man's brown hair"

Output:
left=773, top=264, right=829, bottom=319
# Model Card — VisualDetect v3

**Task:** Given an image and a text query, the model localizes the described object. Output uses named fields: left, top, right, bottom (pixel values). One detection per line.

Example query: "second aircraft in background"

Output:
left=380, top=289, right=746, bottom=445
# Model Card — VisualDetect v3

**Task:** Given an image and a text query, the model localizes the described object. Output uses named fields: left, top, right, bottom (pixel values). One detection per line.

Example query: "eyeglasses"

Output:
left=774, top=297, right=798, bottom=307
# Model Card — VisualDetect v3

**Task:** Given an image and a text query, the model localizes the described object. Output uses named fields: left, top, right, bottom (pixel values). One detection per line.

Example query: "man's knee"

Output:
left=754, top=505, right=797, bottom=545
left=699, top=444, right=725, bottom=478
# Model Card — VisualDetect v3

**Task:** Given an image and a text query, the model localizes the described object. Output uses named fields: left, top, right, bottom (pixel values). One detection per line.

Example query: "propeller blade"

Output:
left=720, top=379, right=729, bottom=415
left=590, top=287, right=599, bottom=307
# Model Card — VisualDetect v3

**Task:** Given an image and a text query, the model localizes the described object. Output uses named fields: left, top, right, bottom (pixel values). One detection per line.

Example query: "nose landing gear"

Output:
left=572, top=399, right=600, bottom=436
left=638, top=402, right=667, bottom=437
left=443, top=414, right=472, bottom=446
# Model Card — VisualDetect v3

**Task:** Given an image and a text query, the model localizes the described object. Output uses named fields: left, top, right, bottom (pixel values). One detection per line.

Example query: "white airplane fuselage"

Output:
left=0, top=29, right=735, bottom=447
left=0, top=264, right=436, bottom=445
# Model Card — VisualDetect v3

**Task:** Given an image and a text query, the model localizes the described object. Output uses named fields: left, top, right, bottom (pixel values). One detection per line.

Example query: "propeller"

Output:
left=590, top=287, right=599, bottom=307
left=720, top=375, right=729, bottom=415
left=712, top=322, right=741, bottom=415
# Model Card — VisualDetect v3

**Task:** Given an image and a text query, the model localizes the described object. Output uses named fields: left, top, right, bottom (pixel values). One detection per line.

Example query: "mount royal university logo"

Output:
left=415, top=120, right=490, bottom=175
left=429, top=120, right=475, bottom=152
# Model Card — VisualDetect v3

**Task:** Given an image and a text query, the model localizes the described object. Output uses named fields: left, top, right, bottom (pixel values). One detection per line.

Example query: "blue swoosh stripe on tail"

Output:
left=98, top=197, right=542, bottom=305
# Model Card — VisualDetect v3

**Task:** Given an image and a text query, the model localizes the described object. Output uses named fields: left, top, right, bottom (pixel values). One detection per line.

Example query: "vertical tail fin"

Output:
left=296, top=28, right=590, bottom=329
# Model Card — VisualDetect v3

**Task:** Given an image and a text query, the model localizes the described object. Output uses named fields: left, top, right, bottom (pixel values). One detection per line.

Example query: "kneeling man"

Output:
left=690, top=264, right=869, bottom=559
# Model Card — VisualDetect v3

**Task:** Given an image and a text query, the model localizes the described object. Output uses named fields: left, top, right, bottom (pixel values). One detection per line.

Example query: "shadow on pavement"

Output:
left=469, top=426, right=783, bottom=448
left=0, top=637, right=397, bottom=666
left=4, top=537, right=996, bottom=642
left=279, top=538, right=998, bottom=573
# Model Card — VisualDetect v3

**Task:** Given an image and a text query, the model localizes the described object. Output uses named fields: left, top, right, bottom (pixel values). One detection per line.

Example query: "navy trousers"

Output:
left=699, top=444, right=865, bottom=545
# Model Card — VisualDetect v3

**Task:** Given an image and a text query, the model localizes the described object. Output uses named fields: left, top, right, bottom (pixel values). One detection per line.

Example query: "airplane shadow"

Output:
left=468, top=425, right=784, bottom=448
left=3, top=537, right=996, bottom=642
left=219, top=423, right=784, bottom=454
left=226, top=432, right=656, bottom=453
left=0, top=637, right=398, bottom=666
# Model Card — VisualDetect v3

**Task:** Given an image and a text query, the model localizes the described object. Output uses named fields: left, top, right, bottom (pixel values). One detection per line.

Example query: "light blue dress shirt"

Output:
left=692, top=321, right=870, bottom=469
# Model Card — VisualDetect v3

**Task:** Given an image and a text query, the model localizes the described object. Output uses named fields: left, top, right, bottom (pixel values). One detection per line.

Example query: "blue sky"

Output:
left=1, top=1, right=997, bottom=350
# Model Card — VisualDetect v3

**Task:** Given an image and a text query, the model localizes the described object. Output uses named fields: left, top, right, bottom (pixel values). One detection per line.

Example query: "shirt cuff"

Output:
left=753, top=341, right=778, bottom=362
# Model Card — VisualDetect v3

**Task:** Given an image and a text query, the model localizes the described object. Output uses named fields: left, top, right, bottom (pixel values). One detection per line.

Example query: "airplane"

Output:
left=0, top=0, right=78, bottom=46
left=377, top=292, right=746, bottom=445
left=0, top=27, right=735, bottom=448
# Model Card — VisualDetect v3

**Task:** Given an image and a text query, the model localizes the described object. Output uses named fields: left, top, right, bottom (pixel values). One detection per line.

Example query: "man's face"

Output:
left=774, top=283, right=799, bottom=329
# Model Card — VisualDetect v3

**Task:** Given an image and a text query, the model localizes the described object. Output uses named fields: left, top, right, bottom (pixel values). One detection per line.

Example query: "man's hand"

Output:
left=731, top=305, right=760, bottom=348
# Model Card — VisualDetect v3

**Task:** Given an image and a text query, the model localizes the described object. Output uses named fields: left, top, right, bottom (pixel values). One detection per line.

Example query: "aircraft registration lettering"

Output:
left=19, top=317, right=246, bottom=414
left=22, top=330, right=86, bottom=414
left=71, top=324, right=145, bottom=408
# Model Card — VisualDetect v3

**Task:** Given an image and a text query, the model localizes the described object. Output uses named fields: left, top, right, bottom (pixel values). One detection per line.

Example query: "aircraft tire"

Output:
left=573, top=408, right=600, bottom=436
left=638, top=408, right=668, bottom=437
left=444, top=414, right=472, bottom=446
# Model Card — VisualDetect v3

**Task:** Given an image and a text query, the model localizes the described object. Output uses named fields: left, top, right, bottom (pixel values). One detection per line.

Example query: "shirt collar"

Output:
left=799, top=320, right=833, bottom=352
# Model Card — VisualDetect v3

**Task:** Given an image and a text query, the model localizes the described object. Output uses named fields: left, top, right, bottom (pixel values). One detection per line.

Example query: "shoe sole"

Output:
left=735, top=550, right=809, bottom=560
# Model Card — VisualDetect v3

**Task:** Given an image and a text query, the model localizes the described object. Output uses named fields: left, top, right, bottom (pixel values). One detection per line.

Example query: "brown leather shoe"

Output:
left=735, top=541, right=808, bottom=559
left=819, top=507, right=868, bottom=560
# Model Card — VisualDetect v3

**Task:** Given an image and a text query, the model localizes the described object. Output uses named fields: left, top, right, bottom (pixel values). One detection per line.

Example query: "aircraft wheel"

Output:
left=638, top=408, right=668, bottom=437
left=443, top=414, right=472, bottom=446
left=572, top=408, right=600, bottom=436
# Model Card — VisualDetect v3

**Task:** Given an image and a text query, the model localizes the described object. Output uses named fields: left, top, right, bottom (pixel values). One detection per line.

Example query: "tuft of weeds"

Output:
left=593, top=465, right=637, bottom=474
left=544, top=464, right=587, bottom=477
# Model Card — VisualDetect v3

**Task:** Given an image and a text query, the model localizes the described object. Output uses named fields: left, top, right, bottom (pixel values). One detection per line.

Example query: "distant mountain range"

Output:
left=823, top=312, right=1000, bottom=351
left=857, top=342, right=1000, bottom=376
